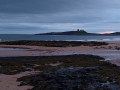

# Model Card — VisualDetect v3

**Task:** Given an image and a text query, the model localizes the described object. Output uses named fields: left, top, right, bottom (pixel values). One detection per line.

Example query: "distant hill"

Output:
left=36, top=30, right=98, bottom=35
left=108, top=32, right=120, bottom=35
left=36, top=30, right=120, bottom=36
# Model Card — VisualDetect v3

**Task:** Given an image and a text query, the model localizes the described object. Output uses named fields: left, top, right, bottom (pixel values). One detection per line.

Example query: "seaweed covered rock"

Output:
left=0, top=40, right=108, bottom=47
left=18, top=67, right=114, bottom=90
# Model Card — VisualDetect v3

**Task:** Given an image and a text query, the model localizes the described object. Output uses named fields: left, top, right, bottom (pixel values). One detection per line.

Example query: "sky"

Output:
left=0, top=0, right=120, bottom=34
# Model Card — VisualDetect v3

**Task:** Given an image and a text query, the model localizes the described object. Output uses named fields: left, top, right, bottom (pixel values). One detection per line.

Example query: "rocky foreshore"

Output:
left=18, top=67, right=120, bottom=90
left=0, top=40, right=108, bottom=47
left=0, top=55, right=120, bottom=90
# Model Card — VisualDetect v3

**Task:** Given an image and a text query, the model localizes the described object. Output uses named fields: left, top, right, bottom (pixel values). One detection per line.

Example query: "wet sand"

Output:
left=0, top=71, right=41, bottom=90
left=0, top=41, right=119, bottom=66
left=0, top=41, right=120, bottom=90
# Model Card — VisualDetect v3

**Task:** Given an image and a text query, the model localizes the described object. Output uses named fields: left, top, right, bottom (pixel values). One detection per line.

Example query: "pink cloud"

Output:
left=99, top=31, right=115, bottom=34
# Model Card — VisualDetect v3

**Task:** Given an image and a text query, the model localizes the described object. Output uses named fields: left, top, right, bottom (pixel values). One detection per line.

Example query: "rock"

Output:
left=25, top=68, right=33, bottom=71
left=19, top=66, right=114, bottom=90
left=0, top=65, right=2, bottom=69
left=24, top=63, right=34, bottom=67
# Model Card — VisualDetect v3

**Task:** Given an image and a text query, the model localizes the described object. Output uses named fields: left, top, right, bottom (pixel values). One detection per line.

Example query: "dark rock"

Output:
left=25, top=68, right=33, bottom=71
left=18, top=67, right=114, bottom=90
left=24, top=63, right=34, bottom=67
left=0, top=65, right=2, bottom=69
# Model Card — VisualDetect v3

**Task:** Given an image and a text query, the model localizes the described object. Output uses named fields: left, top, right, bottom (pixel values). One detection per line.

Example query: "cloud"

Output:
left=0, top=0, right=120, bottom=33
left=99, top=31, right=115, bottom=34
left=0, top=22, right=120, bottom=34
left=0, top=0, right=119, bottom=14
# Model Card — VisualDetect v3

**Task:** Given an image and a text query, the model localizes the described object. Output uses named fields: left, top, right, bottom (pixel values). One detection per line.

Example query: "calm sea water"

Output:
left=0, top=34, right=120, bottom=41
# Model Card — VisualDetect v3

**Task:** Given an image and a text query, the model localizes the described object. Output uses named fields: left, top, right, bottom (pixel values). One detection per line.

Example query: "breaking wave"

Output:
left=66, top=38, right=120, bottom=41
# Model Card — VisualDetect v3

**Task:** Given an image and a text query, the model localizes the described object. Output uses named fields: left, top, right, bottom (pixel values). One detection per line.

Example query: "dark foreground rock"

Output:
left=0, top=40, right=108, bottom=47
left=0, top=54, right=120, bottom=89
left=18, top=67, right=120, bottom=90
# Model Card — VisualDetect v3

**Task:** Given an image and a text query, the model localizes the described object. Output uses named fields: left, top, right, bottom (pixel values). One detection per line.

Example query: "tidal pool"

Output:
left=0, top=47, right=24, bottom=50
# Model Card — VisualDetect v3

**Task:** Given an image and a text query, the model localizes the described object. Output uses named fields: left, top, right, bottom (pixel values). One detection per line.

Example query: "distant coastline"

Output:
left=36, top=29, right=120, bottom=36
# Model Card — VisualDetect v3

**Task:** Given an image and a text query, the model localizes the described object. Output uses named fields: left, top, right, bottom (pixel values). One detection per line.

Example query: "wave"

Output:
left=101, top=38, right=120, bottom=41
left=66, top=38, right=120, bottom=42
left=66, top=40, right=85, bottom=41
left=112, top=38, right=120, bottom=41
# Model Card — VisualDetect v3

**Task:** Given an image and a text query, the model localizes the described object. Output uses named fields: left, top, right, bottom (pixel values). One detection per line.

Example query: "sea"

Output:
left=0, top=34, right=120, bottom=42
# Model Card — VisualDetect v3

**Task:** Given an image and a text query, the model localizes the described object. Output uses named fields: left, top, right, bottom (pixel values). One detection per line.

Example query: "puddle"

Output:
left=50, top=62, right=62, bottom=66
left=104, top=58, right=111, bottom=61
left=0, top=47, right=24, bottom=50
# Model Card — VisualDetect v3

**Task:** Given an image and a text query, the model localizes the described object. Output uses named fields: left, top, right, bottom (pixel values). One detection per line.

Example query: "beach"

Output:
left=0, top=41, right=119, bottom=65
left=1, top=0, right=120, bottom=89
left=0, top=41, right=120, bottom=89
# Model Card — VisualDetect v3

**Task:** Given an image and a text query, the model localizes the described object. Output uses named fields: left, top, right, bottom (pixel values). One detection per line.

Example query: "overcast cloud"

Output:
left=0, top=0, right=120, bottom=34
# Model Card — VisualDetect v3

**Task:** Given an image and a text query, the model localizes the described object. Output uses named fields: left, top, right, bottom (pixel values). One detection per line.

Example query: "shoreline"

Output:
left=0, top=41, right=119, bottom=66
left=0, top=41, right=120, bottom=89
left=0, top=71, right=35, bottom=90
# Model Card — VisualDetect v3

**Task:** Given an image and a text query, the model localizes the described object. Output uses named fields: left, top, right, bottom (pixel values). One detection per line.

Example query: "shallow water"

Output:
left=0, top=34, right=120, bottom=41
left=50, top=62, right=62, bottom=66
left=0, top=47, right=24, bottom=50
